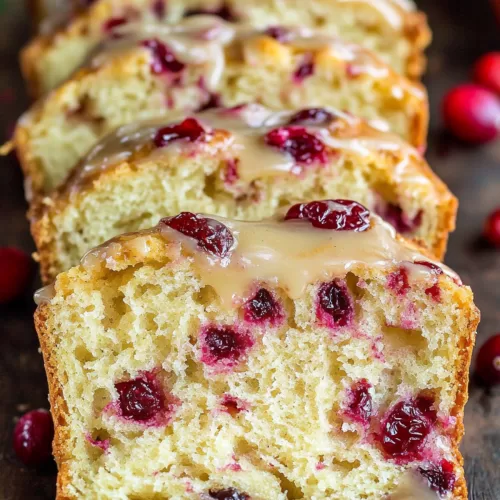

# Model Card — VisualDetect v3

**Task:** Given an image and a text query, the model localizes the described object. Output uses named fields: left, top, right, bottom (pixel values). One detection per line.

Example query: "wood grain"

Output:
left=0, top=0, right=499, bottom=498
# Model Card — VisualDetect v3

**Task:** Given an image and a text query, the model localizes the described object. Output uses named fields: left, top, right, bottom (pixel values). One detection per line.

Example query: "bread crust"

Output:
left=34, top=227, right=478, bottom=500
left=20, top=0, right=431, bottom=98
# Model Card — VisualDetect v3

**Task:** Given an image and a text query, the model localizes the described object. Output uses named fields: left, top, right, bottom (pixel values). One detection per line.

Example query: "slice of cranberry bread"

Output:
left=31, top=105, right=455, bottom=282
left=34, top=202, right=478, bottom=499
left=13, top=16, right=428, bottom=199
left=21, top=0, right=430, bottom=96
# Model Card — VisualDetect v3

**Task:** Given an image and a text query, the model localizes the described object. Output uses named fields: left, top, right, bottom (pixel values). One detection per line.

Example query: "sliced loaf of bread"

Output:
left=34, top=203, right=478, bottom=499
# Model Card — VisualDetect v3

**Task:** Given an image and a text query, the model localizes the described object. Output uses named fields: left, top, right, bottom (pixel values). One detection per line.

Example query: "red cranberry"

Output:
left=379, top=204, right=423, bottom=234
left=223, top=159, right=239, bottom=185
left=473, top=52, right=500, bottom=96
left=209, top=488, right=249, bottom=500
left=288, top=108, right=335, bottom=126
left=264, top=26, right=293, bottom=43
left=476, top=333, right=500, bottom=385
left=425, top=283, right=441, bottom=302
left=387, top=267, right=410, bottom=296
left=220, top=394, right=248, bottom=415
left=184, top=4, right=237, bottom=22
left=484, top=208, right=500, bottom=247
left=442, top=84, right=500, bottom=143
left=13, top=409, right=54, bottom=466
left=198, top=92, right=223, bottom=111
left=161, top=212, right=234, bottom=258
left=414, top=261, right=444, bottom=275
left=200, top=325, right=254, bottom=367
left=293, top=54, right=315, bottom=83
left=154, top=118, right=207, bottom=148
left=317, top=280, right=353, bottom=328
left=0, top=247, right=32, bottom=304
left=418, top=460, right=456, bottom=496
left=344, top=380, right=373, bottom=425
left=378, top=396, right=437, bottom=462
left=103, top=17, right=128, bottom=35
left=243, top=288, right=280, bottom=324
left=151, top=0, right=166, bottom=19
left=285, top=199, right=370, bottom=232
left=142, top=39, right=185, bottom=74
left=115, top=376, right=163, bottom=422
left=265, top=126, right=327, bottom=165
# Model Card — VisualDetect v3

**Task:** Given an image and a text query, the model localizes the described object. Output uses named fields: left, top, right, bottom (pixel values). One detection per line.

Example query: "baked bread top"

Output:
left=35, top=203, right=478, bottom=499
left=22, top=0, right=431, bottom=97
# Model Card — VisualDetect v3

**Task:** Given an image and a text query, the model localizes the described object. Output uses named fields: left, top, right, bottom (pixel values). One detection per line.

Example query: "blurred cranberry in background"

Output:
left=484, top=209, right=500, bottom=247
left=476, top=334, right=500, bottom=386
left=0, top=247, right=32, bottom=304
left=473, top=52, right=500, bottom=95
left=13, top=409, right=54, bottom=466
left=442, top=84, right=500, bottom=143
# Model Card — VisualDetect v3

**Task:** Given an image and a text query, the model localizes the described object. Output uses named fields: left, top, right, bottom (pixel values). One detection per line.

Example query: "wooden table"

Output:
left=0, top=0, right=499, bottom=498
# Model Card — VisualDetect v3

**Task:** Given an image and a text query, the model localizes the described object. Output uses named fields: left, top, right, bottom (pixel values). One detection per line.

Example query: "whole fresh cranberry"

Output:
left=209, top=488, right=249, bottom=500
left=115, top=376, right=164, bottom=422
left=317, top=280, right=353, bottom=328
left=265, top=126, right=327, bottom=165
left=418, top=460, right=456, bottom=496
left=154, top=118, right=207, bottom=148
left=378, top=395, right=437, bottom=463
left=161, top=212, right=234, bottom=258
left=285, top=200, right=370, bottom=232
left=142, top=39, right=185, bottom=74
left=484, top=208, right=500, bottom=247
left=442, top=84, right=500, bottom=143
left=0, top=247, right=32, bottom=304
left=13, top=409, right=54, bottom=466
left=473, top=52, right=500, bottom=95
left=476, top=334, right=500, bottom=385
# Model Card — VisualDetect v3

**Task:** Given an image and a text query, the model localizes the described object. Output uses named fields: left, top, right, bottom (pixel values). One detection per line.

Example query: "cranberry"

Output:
left=425, top=283, right=441, bottom=302
left=209, top=488, right=249, bottom=500
left=161, top=212, right=234, bottom=258
left=418, top=460, right=456, bottom=496
left=476, top=333, right=500, bottom=385
left=115, top=376, right=163, bottom=422
left=344, top=380, right=373, bottom=425
left=484, top=208, right=500, bottom=247
left=152, top=0, right=166, bottom=19
left=264, top=26, right=293, bottom=43
left=265, top=126, right=327, bottom=165
left=13, top=409, right=54, bottom=466
left=379, top=204, right=423, bottom=234
left=103, top=17, right=127, bottom=35
left=442, top=84, right=500, bottom=143
left=0, top=247, right=32, bottom=304
left=198, top=92, right=223, bottom=111
left=223, top=159, right=239, bottom=184
left=288, top=108, right=335, bottom=126
left=184, top=4, right=237, bottom=22
left=293, top=54, right=315, bottom=83
left=285, top=199, right=371, bottom=232
left=414, top=261, right=443, bottom=275
left=200, top=326, right=254, bottom=367
left=378, top=396, right=436, bottom=462
left=387, top=267, right=410, bottom=296
left=142, top=39, right=185, bottom=74
left=220, top=394, right=248, bottom=415
left=243, top=288, right=280, bottom=324
left=154, top=118, right=207, bottom=148
left=317, top=280, right=353, bottom=328
left=473, top=52, right=500, bottom=95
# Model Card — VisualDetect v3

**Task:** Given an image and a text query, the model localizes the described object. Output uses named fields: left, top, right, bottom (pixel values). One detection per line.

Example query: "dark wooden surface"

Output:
left=0, top=0, right=499, bottom=498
